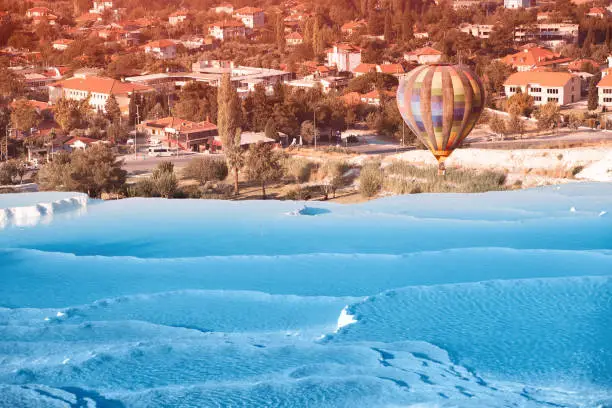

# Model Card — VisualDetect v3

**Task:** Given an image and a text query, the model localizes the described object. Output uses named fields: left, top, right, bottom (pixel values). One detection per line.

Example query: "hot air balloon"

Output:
left=396, top=64, right=485, bottom=175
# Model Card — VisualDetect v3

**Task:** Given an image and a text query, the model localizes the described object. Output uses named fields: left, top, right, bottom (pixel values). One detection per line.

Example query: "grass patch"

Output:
left=383, top=161, right=507, bottom=194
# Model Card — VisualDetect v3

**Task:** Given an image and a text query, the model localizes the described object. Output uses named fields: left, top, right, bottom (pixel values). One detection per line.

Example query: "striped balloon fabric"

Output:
left=397, top=64, right=485, bottom=168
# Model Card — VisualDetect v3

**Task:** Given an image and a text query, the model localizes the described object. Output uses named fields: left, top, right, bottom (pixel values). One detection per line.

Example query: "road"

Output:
left=120, top=153, right=202, bottom=174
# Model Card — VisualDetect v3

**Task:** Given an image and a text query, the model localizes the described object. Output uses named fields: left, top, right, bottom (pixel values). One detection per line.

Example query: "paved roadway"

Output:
left=120, top=129, right=612, bottom=174
left=120, top=153, right=203, bottom=174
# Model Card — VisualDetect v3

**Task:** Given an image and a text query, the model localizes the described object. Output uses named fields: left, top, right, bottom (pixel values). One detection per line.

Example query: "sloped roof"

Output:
left=504, top=71, right=576, bottom=87
left=144, top=39, right=176, bottom=48
left=51, top=76, right=152, bottom=95
left=501, top=47, right=565, bottom=67
left=406, top=46, right=442, bottom=56
left=234, top=6, right=263, bottom=14
left=140, top=117, right=217, bottom=134
left=353, top=63, right=377, bottom=74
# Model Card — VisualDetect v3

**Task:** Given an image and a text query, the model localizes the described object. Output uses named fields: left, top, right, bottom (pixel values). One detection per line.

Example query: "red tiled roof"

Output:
left=144, top=39, right=176, bottom=48
left=66, top=136, right=99, bottom=145
left=504, top=71, right=576, bottom=87
left=285, top=32, right=303, bottom=40
left=406, top=46, right=442, bottom=56
left=51, top=76, right=152, bottom=95
left=568, top=58, right=602, bottom=71
left=353, top=63, right=377, bottom=73
left=234, top=6, right=263, bottom=14
left=501, top=47, right=565, bottom=68
left=379, top=63, right=404, bottom=74
left=140, top=117, right=217, bottom=134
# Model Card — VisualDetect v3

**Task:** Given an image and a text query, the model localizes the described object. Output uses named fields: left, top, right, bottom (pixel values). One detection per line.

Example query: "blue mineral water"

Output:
left=0, top=185, right=611, bottom=407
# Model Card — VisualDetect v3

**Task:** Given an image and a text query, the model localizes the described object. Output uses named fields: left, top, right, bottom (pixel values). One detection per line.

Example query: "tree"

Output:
left=489, top=115, right=507, bottom=137
left=0, top=66, right=24, bottom=103
left=245, top=142, right=283, bottom=199
left=151, top=161, right=177, bottom=198
left=105, top=95, right=122, bottom=124
left=37, top=144, right=126, bottom=197
left=535, top=102, right=561, bottom=131
left=264, top=118, right=279, bottom=141
left=217, top=73, right=243, bottom=194
left=53, top=98, right=91, bottom=131
left=507, top=114, right=526, bottom=137
left=10, top=99, right=41, bottom=133
left=507, top=88, right=534, bottom=117
left=568, top=113, right=582, bottom=130
left=320, top=160, right=349, bottom=199
left=588, top=74, right=601, bottom=111
left=183, top=156, right=228, bottom=186
left=300, top=120, right=318, bottom=144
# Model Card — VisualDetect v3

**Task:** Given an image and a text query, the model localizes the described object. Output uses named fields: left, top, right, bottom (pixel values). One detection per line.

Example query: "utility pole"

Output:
left=135, top=104, right=140, bottom=160
left=313, top=106, right=317, bottom=150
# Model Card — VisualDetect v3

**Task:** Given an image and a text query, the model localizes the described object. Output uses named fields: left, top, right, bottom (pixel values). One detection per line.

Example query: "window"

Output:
left=534, top=96, right=542, bottom=101
left=604, top=97, right=612, bottom=103
left=604, top=89, right=612, bottom=94
left=509, top=87, right=517, bottom=92
left=547, top=88, right=559, bottom=94
left=548, top=97, right=559, bottom=103
left=531, top=87, right=541, bottom=93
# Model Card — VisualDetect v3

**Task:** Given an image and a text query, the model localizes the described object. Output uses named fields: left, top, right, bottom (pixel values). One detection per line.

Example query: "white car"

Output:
left=147, top=147, right=173, bottom=157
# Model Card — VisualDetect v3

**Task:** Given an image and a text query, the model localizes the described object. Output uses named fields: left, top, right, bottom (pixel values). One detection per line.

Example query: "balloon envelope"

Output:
left=396, top=64, right=485, bottom=164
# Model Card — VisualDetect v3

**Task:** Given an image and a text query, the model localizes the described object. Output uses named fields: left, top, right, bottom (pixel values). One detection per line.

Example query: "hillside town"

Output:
left=1, top=0, right=612, bottom=199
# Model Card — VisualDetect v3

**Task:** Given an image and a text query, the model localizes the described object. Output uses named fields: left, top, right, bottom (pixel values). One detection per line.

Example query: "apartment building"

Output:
left=208, top=20, right=246, bottom=41
left=504, top=71, right=581, bottom=106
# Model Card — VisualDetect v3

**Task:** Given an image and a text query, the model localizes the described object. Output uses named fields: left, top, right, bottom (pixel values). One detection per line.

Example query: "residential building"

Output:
left=90, top=1, right=113, bottom=14
left=66, top=136, right=101, bottom=150
left=285, top=32, right=303, bottom=46
left=500, top=47, right=571, bottom=71
left=452, top=0, right=482, bottom=9
left=537, top=12, right=552, bottom=20
left=597, top=74, right=612, bottom=108
left=504, top=0, right=531, bottom=8
left=138, top=116, right=218, bottom=150
left=169, top=10, right=189, bottom=25
left=233, top=7, right=264, bottom=29
left=52, top=39, right=74, bottom=51
left=504, top=71, right=580, bottom=105
left=49, top=76, right=153, bottom=116
left=125, top=62, right=291, bottom=94
left=143, top=39, right=177, bottom=60
left=353, top=63, right=404, bottom=76
left=341, top=20, right=366, bottom=36
left=285, top=76, right=350, bottom=93
left=26, top=7, right=51, bottom=18
left=360, top=89, right=395, bottom=106
left=514, top=23, right=579, bottom=47
left=404, top=47, right=442, bottom=64
left=586, top=7, right=607, bottom=18
left=568, top=58, right=603, bottom=72
left=326, top=44, right=362, bottom=72
left=208, top=20, right=246, bottom=41
left=460, top=23, right=493, bottom=39
left=214, top=3, right=234, bottom=14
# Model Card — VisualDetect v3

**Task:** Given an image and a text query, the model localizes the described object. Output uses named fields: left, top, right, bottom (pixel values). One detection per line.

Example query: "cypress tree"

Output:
left=217, top=73, right=243, bottom=194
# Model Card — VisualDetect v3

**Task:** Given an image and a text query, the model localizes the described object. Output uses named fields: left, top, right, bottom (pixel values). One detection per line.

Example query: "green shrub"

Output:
left=183, top=156, right=228, bottom=185
left=359, top=161, right=383, bottom=198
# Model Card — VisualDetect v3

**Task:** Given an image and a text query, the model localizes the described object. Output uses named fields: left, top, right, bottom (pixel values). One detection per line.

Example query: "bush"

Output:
left=284, top=157, right=314, bottom=184
left=0, top=161, right=17, bottom=185
left=154, top=171, right=178, bottom=198
left=359, top=161, right=383, bottom=198
left=320, top=160, right=350, bottom=199
left=183, top=156, right=229, bottom=185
